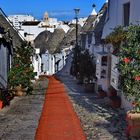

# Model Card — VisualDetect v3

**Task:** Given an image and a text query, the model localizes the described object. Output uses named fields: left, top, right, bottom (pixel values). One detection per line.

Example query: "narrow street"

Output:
left=0, top=54, right=128, bottom=140
left=1, top=0, right=140, bottom=139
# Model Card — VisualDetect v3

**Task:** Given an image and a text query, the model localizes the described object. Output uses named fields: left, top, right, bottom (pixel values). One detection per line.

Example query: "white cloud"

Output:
left=49, top=10, right=73, bottom=17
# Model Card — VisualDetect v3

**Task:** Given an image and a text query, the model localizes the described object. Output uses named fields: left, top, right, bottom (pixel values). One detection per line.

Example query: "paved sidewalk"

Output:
left=0, top=80, right=47, bottom=140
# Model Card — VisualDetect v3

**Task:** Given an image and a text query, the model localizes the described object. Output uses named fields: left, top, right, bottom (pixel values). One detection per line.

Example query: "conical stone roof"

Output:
left=34, top=30, right=52, bottom=54
left=46, top=28, right=65, bottom=54
left=60, top=24, right=82, bottom=48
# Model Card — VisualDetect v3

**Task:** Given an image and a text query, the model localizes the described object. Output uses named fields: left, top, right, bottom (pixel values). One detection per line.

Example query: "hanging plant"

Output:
left=105, top=26, right=127, bottom=55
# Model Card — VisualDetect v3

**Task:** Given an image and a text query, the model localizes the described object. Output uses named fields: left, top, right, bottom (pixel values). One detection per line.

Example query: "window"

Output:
left=123, top=2, right=130, bottom=26
left=24, top=32, right=27, bottom=37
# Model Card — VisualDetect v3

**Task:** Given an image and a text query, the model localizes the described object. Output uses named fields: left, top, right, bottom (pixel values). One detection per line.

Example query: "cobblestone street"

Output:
left=0, top=54, right=138, bottom=140
left=1, top=0, right=140, bottom=139
left=59, top=75, right=127, bottom=140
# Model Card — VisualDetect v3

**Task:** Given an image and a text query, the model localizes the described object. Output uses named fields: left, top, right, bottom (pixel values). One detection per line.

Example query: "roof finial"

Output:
left=91, top=4, right=97, bottom=16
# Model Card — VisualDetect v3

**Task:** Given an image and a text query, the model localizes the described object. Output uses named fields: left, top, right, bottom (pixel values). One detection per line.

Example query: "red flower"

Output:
left=135, top=76, right=140, bottom=81
left=123, top=58, right=130, bottom=63
left=15, top=64, right=19, bottom=68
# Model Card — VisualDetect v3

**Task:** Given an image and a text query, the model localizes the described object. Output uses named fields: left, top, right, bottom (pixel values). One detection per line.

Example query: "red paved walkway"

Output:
left=35, top=76, right=86, bottom=140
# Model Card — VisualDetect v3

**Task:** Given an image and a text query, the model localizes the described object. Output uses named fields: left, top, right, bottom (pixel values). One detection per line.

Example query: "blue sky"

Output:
left=0, top=0, right=106, bottom=21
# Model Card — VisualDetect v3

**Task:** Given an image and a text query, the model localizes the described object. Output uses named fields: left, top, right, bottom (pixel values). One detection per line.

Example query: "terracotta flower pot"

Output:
left=84, top=83, right=94, bottom=93
left=126, top=112, right=140, bottom=137
left=109, top=96, right=121, bottom=108
left=15, top=86, right=24, bottom=96
left=98, top=90, right=107, bottom=98
left=108, top=91, right=117, bottom=97
left=0, top=100, right=3, bottom=109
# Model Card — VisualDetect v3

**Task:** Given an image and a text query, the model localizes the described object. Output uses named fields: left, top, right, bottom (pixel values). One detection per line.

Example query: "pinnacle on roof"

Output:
left=91, top=4, right=97, bottom=16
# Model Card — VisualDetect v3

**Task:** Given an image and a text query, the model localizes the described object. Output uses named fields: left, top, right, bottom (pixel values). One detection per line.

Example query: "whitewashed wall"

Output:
left=19, top=25, right=46, bottom=41
left=32, top=48, right=42, bottom=79
left=102, top=0, right=140, bottom=38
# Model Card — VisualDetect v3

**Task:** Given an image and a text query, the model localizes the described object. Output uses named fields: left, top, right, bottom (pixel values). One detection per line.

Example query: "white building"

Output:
left=32, top=48, right=42, bottom=79
left=102, top=0, right=140, bottom=38
left=19, top=21, right=46, bottom=42
left=70, top=17, right=87, bottom=27
left=8, top=14, right=35, bottom=29
left=8, top=12, right=71, bottom=78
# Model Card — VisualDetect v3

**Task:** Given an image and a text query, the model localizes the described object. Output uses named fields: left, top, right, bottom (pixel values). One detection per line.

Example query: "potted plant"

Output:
left=98, top=87, right=107, bottom=98
left=109, top=95, right=121, bottom=108
left=70, top=45, right=83, bottom=83
left=0, top=88, right=11, bottom=107
left=79, top=50, right=96, bottom=92
left=108, top=86, right=117, bottom=97
left=8, top=42, right=36, bottom=95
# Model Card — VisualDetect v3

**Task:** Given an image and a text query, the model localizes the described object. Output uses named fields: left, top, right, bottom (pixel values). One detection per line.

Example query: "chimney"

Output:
left=91, top=4, right=97, bottom=16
